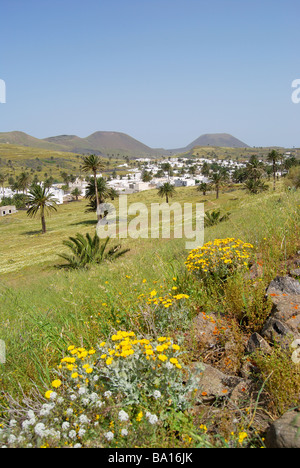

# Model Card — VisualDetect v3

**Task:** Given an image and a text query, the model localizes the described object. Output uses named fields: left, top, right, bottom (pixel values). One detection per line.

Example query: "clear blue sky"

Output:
left=1, top=0, right=300, bottom=148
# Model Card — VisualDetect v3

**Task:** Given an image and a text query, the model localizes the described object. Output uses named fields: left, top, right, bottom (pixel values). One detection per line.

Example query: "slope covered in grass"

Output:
left=0, top=184, right=299, bottom=447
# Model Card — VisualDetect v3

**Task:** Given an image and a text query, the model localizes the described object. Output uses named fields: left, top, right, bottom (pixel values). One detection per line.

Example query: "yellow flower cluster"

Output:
left=55, top=346, right=97, bottom=381
left=185, top=238, right=254, bottom=275
left=100, top=330, right=183, bottom=369
left=44, top=331, right=184, bottom=400
left=140, top=289, right=189, bottom=309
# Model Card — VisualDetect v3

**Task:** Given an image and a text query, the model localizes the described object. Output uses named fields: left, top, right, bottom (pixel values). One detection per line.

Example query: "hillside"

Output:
left=0, top=184, right=299, bottom=449
left=0, top=130, right=250, bottom=158
left=0, top=131, right=164, bottom=158
left=169, top=133, right=250, bottom=154
left=43, top=131, right=163, bottom=157
left=0, top=131, right=67, bottom=151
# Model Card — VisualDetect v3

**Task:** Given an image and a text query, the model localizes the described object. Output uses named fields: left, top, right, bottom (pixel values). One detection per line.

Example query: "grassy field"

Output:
left=0, top=143, right=130, bottom=183
left=180, top=145, right=300, bottom=161
left=0, top=182, right=299, bottom=448
left=0, top=185, right=242, bottom=280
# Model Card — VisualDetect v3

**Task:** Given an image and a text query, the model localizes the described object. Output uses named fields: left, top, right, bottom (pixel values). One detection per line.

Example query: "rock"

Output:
left=286, top=314, right=300, bottom=333
left=248, top=262, right=263, bottom=280
left=265, top=276, right=300, bottom=334
left=290, top=268, right=300, bottom=277
left=240, top=359, right=259, bottom=379
left=246, top=332, right=272, bottom=354
left=267, top=276, right=300, bottom=296
left=266, top=410, right=300, bottom=448
left=270, top=294, right=300, bottom=322
left=191, top=363, right=245, bottom=405
left=190, top=312, right=221, bottom=350
left=261, top=317, right=299, bottom=348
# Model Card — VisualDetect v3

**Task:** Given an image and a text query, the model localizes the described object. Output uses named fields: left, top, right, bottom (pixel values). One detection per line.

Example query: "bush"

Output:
left=185, top=238, right=254, bottom=281
left=0, top=331, right=203, bottom=448
left=284, top=166, right=300, bottom=190
left=57, top=233, right=130, bottom=269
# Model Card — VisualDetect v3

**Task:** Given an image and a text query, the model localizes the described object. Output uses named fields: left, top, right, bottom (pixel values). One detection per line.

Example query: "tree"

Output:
left=71, top=187, right=82, bottom=201
left=267, top=150, right=281, bottom=191
left=44, top=177, right=54, bottom=189
left=142, top=170, right=152, bottom=182
left=210, top=171, right=227, bottom=199
left=85, top=177, right=116, bottom=214
left=81, top=155, right=105, bottom=221
left=204, top=209, right=230, bottom=227
left=245, top=155, right=265, bottom=181
left=26, top=185, right=58, bottom=234
left=197, top=182, right=210, bottom=196
left=0, top=173, right=7, bottom=195
left=157, top=182, right=176, bottom=203
left=244, top=179, right=269, bottom=194
left=201, top=162, right=210, bottom=177
left=17, top=172, right=31, bottom=194
left=57, top=233, right=129, bottom=269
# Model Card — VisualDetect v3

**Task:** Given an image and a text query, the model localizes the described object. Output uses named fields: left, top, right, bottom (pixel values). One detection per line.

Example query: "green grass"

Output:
left=0, top=182, right=299, bottom=447
left=180, top=145, right=300, bottom=162
left=0, top=143, right=130, bottom=183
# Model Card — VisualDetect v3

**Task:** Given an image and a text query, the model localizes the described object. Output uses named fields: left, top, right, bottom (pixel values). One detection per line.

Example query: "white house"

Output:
left=174, top=178, right=196, bottom=187
left=0, top=205, right=17, bottom=217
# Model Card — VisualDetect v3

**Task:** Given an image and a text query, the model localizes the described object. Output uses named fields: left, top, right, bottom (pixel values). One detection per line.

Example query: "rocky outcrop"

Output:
left=191, top=363, right=250, bottom=405
left=265, top=410, right=300, bottom=448
left=261, top=276, right=300, bottom=346
left=189, top=274, right=300, bottom=447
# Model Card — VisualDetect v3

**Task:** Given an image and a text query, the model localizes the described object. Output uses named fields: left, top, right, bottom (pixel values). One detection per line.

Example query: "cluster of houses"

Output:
left=2, top=152, right=285, bottom=216
left=0, top=155, right=248, bottom=216
left=0, top=185, right=65, bottom=217
left=101, top=156, right=245, bottom=193
left=63, top=157, right=214, bottom=197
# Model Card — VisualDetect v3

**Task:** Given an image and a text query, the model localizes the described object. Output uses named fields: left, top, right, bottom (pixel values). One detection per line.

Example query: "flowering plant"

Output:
left=185, top=238, right=254, bottom=280
left=0, top=331, right=202, bottom=448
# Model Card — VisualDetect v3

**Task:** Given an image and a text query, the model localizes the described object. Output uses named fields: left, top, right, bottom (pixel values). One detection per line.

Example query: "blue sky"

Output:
left=1, top=0, right=300, bottom=148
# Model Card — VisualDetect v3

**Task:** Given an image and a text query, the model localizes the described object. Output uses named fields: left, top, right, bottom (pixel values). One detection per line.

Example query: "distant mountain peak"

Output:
left=186, top=133, right=249, bottom=149
left=168, top=133, right=249, bottom=154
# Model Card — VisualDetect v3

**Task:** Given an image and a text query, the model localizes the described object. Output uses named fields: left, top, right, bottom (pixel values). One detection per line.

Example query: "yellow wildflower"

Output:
left=51, top=379, right=62, bottom=389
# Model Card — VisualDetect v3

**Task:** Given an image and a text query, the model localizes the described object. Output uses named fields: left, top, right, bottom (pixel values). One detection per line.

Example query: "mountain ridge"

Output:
left=0, top=130, right=250, bottom=157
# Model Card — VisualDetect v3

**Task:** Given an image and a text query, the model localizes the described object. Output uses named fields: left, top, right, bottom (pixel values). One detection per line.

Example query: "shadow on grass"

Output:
left=21, top=229, right=55, bottom=235
left=21, top=230, right=43, bottom=236
left=71, top=219, right=98, bottom=226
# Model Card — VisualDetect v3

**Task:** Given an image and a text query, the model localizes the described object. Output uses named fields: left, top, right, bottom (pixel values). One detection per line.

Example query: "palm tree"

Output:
left=26, top=185, right=58, bottom=234
left=204, top=209, right=230, bottom=227
left=82, top=155, right=105, bottom=221
left=197, top=182, right=209, bottom=195
left=0, top=173, right=7, bottom=195
left=57, top=233, right=129, bottom=269
left=71, top=187, right=82, bottom=201
left=244, top=179, right=268, bottom=194
left=210, top=171, right=227, bottom=199
left=157, top=182, right=176, bottom=203
left=201, top=162, right=210, bottom=177
left=245, top=155, right=265, bottom=181
left=85, top=177, right=116, bottom=215
left=267, top=150, right=281, bottom=191
left=44, top=177, right=54, bottom=189
left=17, top=172, right=31, bottom=194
